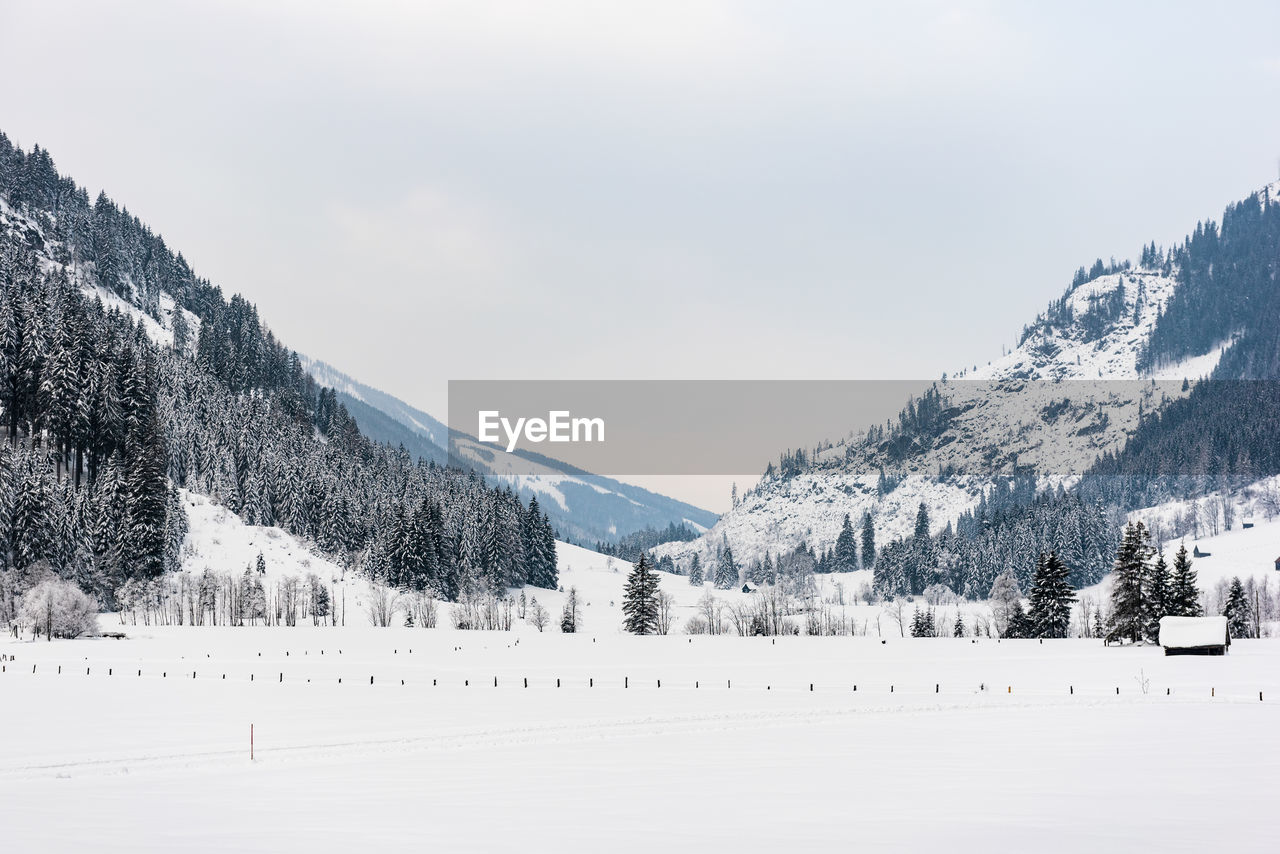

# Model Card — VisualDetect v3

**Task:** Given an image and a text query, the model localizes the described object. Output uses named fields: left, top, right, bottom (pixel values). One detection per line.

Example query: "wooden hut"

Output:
left=1158, top=616, right=1230, bottom=656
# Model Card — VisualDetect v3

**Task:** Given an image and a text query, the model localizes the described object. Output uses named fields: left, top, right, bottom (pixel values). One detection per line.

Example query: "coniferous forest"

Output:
left=0, top=133, right=556, bottom=613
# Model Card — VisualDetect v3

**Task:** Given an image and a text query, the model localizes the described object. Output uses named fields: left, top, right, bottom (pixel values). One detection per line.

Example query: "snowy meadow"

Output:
left=2, top=624, right=1277, bottom=853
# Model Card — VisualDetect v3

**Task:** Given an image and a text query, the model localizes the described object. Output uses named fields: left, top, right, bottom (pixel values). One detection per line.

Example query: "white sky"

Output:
left=3, top=2, right=1280, bottom=464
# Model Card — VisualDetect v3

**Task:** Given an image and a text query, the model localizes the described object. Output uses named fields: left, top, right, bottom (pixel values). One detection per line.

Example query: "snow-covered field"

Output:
left=5, top=479, right=1277, bottom=852
left=2, top=627, right=1276, bottom=852
left=6, top=486, right=1277, bottom=852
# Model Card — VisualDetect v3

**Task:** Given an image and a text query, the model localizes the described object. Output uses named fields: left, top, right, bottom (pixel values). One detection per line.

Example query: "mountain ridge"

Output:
left=657, top=178, right=1280, bottom=579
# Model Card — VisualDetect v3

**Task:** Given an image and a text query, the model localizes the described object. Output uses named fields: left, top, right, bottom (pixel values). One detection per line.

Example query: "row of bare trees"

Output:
left=115, top=569, right=338, bottom=627
left=1151, top=481, right=1280, bottom=542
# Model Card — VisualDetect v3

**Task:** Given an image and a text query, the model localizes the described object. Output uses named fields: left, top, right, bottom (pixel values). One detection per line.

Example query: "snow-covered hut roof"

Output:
left=1158, top=616, right=1229, bottom=649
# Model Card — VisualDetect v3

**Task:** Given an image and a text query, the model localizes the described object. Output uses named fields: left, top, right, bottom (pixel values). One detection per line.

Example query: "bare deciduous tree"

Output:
left=697, top=590, right=723, bottom=635
left=881, top=596, right=910, bottom=638
left=655, top=591, right=675, bottom=636
left=529, top=597, right=549, bottom=632
left=366, top=581, right=399, bottom=627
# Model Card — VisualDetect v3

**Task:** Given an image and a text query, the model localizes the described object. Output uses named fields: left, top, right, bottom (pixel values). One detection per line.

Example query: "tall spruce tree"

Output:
left=913, top=502, right=930, bottom=540
left=860, top=512, right=875, bottom=570
left=123, top=409, right=169, bottom=581
left=1222, top=577, right=1252, bottom=639
left=622, top=554, right=660, bottom=635
left=833, top=514, right=858, bottom=573
left=1028, top=551, right=1075, bottom=638
left=1108, top=521, right=1153, bottom=644
left=687, top=553, right=703, bottom=586
left=1143, top=550, right=1170, bottom=642
left=1167, top=543, right=1202, bottom=617
left=714, top=540, right=739, bottom=590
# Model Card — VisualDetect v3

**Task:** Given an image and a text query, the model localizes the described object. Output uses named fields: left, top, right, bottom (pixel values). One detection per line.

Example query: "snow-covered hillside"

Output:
left=663, top=246, right=1241, bottom=568
left=180, top=491, right=348, bottom=586
left=1, top=197, right=201, bottom=353
left=1072, top=479, right=1280, bottom=621
left=1132, top=477, right=1280, bottom=591
left=173, top=497, right=732, bottom=634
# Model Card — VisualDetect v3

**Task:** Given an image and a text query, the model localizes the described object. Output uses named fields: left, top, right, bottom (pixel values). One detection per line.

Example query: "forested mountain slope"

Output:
left=658, top=181, right=1280, bottom=598
left=0, top=133, right=556, bottom=614
left=300, top=356, right=718, bottom=545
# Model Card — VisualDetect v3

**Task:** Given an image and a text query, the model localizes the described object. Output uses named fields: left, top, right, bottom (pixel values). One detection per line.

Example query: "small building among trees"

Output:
left=1157, top=616, right=1230, bottom=656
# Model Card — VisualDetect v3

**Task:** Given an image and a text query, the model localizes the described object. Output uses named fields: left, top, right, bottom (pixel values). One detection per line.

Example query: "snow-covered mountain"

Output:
left=299, top=357, right=450, bottom=460
left=1, top=134, right=562, bottom=606
left=296, top=358, right=718, bottom=546
left=658, top=181, right=1280, bottom=569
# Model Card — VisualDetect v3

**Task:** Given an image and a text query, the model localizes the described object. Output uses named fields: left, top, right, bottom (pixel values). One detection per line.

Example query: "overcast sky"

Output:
left=3, top=0, right=1280, bottom=421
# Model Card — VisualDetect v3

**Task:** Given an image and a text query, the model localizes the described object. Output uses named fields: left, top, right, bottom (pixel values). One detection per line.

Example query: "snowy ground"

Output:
left=25, top=485, right=1269, bottom=851
left=2, top=626, right=1277, bottom=853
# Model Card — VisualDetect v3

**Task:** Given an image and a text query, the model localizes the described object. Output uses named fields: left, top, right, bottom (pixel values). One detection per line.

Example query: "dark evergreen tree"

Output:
left=860, top=511, right=875, bottom=570
left=714, top=540, right=739, bottom=590
left=1222, top=576, right=1252, bottom=639
left=910, top=606, right=937, bottom=638
left=833, top=514, right=858, bottom=573
left=1143, top=550, right=1170, bottom=641
left=1028, top=551, right=1075, bottom=639
left=622, top=554, right=660, bottom=635
left=1005, top=599, right=1033, bottom=639
left=1108, top=521, right=1153, bottom=644
left=913, top=502, right=930, bottom=541
left=687, top=553, right=703, bottom=586
left=1167, top=543, right=1202, bottom=617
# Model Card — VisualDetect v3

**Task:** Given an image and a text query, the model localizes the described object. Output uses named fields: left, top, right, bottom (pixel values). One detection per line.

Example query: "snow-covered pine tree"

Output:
left=833, top=514, right=858, bottom=573
left=687, top=553, right=703, bottom=585
left=860, top=512, right=875, bottom=570
left=1005, top=599, right=1033, bottom=638
left=913, top=502, right=930, bottom=541
left=162, top=486, right=187, bottom=574
left=622, top=554, right=660, bottom=635
left=1167, top=543, right=1202, bottom=617
left=1143, top=549, right=1170, bottom=641
left=1028, top=550, right=1075, bottom=639
left=714, top=540, right=739, bottom=590
left=521, top=498, right=558, bottom=589
left=1108, top=521, right=1152, bottom=644
left=1222, top=576, right=1252, bottom=639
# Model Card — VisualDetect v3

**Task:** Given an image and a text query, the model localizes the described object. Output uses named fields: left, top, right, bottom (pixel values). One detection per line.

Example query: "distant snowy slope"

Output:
left=297, top=357, right=718, bottom=545
left=299, top=357, right=449, bottom=449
